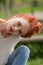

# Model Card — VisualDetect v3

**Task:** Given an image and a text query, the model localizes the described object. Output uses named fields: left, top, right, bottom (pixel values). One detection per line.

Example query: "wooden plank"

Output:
left=20, top=35, right=43, bottom=42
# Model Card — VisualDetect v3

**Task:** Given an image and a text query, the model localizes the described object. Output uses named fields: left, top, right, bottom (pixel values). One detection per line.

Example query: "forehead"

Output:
left=19, top=17, right=29, bottom=27
left=19, top=17, right=30, bottom=35
left=6, top=18, right=20, bottom=26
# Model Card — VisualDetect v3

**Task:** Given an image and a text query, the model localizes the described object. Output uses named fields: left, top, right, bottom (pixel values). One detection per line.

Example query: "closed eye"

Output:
left=19, top=29, right=23, bottom=35
left=18, top=21, right=22, bottom=26
left=18, top=21, right=23, bottom=35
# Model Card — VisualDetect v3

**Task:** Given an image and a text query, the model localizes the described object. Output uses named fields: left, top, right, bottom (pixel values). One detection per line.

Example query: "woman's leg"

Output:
left=6, top=45, right=30, bottom=65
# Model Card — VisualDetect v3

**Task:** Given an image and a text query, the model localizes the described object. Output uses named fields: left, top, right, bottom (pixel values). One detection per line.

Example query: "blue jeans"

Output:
left=6, top=45, right=30, bottom=65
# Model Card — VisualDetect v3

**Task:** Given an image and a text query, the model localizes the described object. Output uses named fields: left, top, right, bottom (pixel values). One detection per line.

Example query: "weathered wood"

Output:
left=20, top=35, right=43, bottom=42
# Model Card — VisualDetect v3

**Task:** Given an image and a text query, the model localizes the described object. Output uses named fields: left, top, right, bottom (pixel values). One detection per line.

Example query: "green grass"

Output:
left=0, top=12, right=6, bottom=19
left=38, top=32, right=43, bottom=35
left=10, top=6, right=43, bottom=16
left=0, top=6, right=43, bottom=18
left=27, top=58, right=43, bottom=65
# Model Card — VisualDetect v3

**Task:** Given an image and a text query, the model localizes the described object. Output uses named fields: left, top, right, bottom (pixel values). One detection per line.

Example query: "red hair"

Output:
left=15, top=14, right=42, bottom=37
left=0, top=14, right=42, bottom=38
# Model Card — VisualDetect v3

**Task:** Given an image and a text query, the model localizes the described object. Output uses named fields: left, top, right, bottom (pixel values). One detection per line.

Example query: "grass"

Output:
left=10, top=6, right=43, bottom=16
left=0, top=12, right=6, bottom=19
left=0, top=6, right=43, bottom=18
left=27, top=58, right=43, bottom=65
left=35, top=31, right=43, bottom=35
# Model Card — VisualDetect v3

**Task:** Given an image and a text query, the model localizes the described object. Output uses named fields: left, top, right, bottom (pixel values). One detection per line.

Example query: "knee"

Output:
left=19, top=45, right=30, bottom=58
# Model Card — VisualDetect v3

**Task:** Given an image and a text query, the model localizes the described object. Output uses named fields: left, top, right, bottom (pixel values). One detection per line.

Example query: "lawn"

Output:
left=10, top=6, right=43, bottom=15
left=0, top=6, right=43, bottom=18
left=27, top=58, right=43, bottom=65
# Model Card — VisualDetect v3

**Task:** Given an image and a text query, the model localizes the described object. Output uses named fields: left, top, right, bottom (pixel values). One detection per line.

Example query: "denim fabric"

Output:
left=6, top=45, right=30, bottom=65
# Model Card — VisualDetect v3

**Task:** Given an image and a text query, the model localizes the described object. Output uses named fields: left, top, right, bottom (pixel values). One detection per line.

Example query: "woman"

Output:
left=0, top=14, right=42, bottom=65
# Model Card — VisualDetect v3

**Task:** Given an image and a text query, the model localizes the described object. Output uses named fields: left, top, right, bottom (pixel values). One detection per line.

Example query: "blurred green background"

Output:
left=0, top=0, right=43, bottom=65
left=0, top=0, right=43, bottom=18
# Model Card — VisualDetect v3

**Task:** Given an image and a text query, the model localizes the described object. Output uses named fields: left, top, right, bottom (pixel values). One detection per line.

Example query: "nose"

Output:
left=14, top=27, right=21, bottom=31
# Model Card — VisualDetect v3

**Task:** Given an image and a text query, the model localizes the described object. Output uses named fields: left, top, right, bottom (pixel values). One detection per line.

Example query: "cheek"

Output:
left=13, top=21, right=19, bottom=27
left=14, top=31, right=19, bottom=34
left=22, top=27, right=28, bottom=35
left=11, top=30, right=19, bottom=35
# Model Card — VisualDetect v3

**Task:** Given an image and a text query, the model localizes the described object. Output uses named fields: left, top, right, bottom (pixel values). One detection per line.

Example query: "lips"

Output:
left=9, top=26, right=13, bottom=32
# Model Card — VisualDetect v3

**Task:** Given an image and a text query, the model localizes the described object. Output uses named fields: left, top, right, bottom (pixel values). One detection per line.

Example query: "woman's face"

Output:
left=6, top=17, right=42, bottom=37
left=7, top=18, right=29, bottom=36
left=15, top=18, right=29, bottom=36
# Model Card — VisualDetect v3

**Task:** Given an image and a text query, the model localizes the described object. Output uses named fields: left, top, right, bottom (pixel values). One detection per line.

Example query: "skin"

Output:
left=0, top=18, right=29, bottom=38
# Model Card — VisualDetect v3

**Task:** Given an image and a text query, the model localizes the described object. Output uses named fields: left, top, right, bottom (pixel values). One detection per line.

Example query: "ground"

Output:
left=27, top=58, right=43, bottom=65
